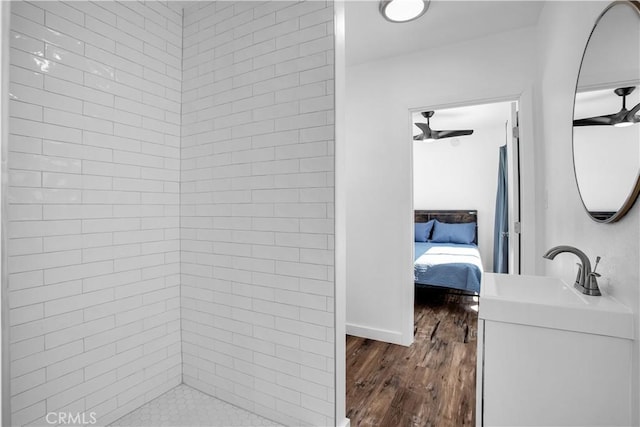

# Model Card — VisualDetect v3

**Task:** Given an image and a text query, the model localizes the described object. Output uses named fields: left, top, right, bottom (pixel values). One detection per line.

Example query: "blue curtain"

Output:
left=493, top=145, right=509, bottom=273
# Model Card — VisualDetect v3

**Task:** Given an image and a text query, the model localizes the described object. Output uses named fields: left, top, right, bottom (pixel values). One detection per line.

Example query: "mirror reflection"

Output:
left=573, top=1, right=640, bottom=222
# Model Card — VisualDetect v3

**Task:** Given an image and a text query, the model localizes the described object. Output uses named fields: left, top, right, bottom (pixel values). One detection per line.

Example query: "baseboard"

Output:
left=345, top=323, right=405, bottom=345
left=337, top=417, right=351, bottom=427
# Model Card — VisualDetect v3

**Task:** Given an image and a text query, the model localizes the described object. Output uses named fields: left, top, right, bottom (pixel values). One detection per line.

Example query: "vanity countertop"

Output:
left=479, top=273, right=634, bottom=340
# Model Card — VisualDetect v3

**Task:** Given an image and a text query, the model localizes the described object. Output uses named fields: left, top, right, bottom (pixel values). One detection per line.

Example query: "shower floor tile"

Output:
left=110, top=384, right=283, bottom=427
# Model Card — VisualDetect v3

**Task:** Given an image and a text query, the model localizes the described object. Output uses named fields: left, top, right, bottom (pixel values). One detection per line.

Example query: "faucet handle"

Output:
left=589, top=256, right=601, bottom=285
left=589, top=256, right=602, bottom=278
left=574, top=263, right=582, bottom=286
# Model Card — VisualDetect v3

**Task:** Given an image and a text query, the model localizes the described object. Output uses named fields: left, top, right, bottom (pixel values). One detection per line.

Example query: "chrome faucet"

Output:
left=543, top=245, right=602, bottom=296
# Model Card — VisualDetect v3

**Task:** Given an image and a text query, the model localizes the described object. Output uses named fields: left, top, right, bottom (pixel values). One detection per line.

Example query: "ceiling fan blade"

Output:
left=413, top=134, right=424, bottom=141
left=626, top=102, right=640, bottom=122
left=414, top=122, right=433, bottom=140
left=432, top=129, right=474, bottom=139
left=574, top=87, right=640, bottom=126
left=414, top=123, right=430, bottom=133
left=573, top=114, right=616, bottom=126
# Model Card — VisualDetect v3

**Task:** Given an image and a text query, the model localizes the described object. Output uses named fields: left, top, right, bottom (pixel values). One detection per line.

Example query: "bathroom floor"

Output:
left=110, top=384, right=282, bottom=427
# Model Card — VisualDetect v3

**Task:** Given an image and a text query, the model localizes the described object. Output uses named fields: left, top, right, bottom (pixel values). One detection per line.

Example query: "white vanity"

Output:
left=476, top=273, right=634, bottom=427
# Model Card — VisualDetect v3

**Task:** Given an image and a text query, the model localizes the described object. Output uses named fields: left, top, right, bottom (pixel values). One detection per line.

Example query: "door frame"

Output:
left=334, top=2, right=349, bottom=426
left=508, top=102, right=522, bottom=274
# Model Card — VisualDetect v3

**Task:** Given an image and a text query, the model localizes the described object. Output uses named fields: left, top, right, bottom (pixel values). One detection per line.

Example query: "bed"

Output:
left=414, top=210, right=483, bottom=294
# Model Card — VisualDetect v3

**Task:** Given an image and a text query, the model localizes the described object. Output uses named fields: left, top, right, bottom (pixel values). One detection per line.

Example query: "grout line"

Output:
left=178, top=1, right=185, bottom=387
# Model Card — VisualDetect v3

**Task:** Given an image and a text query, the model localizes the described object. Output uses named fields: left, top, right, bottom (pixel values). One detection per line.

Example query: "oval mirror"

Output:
left=573, top=1, right=640, bottom=223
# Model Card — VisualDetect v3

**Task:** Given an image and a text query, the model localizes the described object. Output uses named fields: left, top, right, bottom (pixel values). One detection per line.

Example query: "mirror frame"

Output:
left=572, top=0, right=640, bottom=223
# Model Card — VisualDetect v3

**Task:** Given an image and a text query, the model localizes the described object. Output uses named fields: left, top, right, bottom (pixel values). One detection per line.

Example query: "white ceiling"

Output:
left=345, top=0, right=545, bottom=66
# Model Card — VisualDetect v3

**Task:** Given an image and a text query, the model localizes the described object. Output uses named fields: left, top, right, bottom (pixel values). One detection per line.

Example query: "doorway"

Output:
left=410, top=100, right=521, bottom=279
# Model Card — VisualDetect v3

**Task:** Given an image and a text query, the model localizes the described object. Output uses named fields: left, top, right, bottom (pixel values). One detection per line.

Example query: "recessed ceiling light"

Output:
left=379, top=0, right=430, bottom=23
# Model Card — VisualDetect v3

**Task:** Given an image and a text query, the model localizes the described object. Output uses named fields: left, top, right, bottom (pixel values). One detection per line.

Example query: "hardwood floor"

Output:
left=346, top=287, right=478, bottom=427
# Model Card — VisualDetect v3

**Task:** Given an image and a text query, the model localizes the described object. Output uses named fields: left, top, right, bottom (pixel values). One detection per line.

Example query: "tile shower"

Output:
left=6, top=1, right=335, bottom=426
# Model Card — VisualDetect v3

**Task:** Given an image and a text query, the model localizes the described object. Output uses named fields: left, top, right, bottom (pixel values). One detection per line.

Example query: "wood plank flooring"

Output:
left=346, top=287, right=478, bottom=427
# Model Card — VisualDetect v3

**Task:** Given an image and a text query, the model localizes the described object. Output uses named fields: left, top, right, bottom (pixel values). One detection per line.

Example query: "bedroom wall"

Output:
left=413, top=105, right=511, bottom=272
left=535, top=1, right=640, bottom=423
left=180, top=2, right=335, bottom=426
left=345, top=27, right=537, bottom=345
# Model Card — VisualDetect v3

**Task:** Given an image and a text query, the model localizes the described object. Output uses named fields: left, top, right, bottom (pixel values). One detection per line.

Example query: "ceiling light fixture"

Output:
left=379, top=0, right=430, bottom=23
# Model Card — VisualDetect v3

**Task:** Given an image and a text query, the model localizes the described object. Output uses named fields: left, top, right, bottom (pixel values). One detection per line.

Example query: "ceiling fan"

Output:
left=413, top=111, right=474, bottom=141
left=573, top=86, right=640, bottom=128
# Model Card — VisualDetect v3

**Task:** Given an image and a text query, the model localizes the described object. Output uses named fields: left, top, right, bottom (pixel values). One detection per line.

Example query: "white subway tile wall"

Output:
left=181, top=2, right=335, bottom=426
left=8, top=1, right=183, bottom=425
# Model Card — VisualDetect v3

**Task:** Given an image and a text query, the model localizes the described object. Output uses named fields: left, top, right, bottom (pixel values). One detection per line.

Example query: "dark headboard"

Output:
left=414, top=210, right=478, bottom=244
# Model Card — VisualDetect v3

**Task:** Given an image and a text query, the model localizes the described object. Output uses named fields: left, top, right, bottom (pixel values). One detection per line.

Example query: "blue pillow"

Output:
left=431, top=220, right=476, bottom=244
left=414, top=220, right=435, bottom=242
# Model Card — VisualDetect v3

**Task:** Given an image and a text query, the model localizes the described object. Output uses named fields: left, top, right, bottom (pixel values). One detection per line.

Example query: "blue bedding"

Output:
left=414, top=242, right=483, bottom=293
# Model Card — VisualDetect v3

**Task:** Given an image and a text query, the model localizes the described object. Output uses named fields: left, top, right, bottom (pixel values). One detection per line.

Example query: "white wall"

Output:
left=7, top=2, right=183, bottom=425
left=573, top=123, right=639, bottom=212
left=345, top=27, right=537, bottom=345
left=180, top=2, right=335, bottom=426
left=413, top=106, right=511, bottom=271
left=535, top=2, right=639, bottom=424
